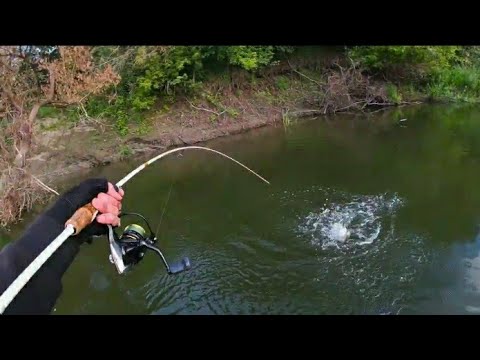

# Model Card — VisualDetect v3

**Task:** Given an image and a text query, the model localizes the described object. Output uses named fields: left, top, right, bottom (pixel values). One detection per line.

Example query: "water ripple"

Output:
left=298, top=192, right=404, bottom=250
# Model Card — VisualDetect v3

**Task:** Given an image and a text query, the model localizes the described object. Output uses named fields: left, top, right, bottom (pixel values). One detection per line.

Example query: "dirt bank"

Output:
left=29, top=95, right=284, bottom=189
left=9, top=57, right=426, bottom=229
left=29, top=62, right=426, bottom=191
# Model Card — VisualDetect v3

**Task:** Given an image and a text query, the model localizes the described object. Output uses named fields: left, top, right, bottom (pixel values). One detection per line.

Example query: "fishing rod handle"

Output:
left=65, top=203, right=98, bottom=235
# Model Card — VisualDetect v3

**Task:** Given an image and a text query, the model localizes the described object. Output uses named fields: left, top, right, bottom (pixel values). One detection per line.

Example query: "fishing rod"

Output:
left=0, top=146, right=270, bottom=314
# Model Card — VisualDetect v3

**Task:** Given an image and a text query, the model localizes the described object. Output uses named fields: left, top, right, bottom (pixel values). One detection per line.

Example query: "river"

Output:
left=3, top=103, right=480, bottom=314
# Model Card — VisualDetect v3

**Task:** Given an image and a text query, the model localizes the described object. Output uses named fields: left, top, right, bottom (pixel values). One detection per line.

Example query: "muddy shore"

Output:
left=30, top=100, right=285, bottom=188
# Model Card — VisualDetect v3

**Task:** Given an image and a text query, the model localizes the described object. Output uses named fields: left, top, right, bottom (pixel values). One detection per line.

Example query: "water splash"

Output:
left=298, top=192, right=404, bottom=250
left=291, top=188, right=433, bottom=314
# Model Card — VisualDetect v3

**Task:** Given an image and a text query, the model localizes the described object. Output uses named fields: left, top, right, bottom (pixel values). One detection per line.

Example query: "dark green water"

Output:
left=5, top=103, right=480, bottom=314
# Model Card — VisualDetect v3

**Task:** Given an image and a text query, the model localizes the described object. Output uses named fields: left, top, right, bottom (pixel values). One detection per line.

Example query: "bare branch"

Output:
left=186, top=98, right=226, bottom=117
left=1, top=87, right=23, bottom=114
left=46, top=68, right=55, bottom=102
left=0, top=46, right=121, bottom=225
left=287, top=60, right=323, bottom=87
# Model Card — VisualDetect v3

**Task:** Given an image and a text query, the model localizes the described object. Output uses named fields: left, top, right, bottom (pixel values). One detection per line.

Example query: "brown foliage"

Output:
left=293, top=59, right=392, bottom=115
left=1, top=46, right=120, bottom=157
left=45, top=46, right=120, bottom=105
left=0, top=46, right=121, bottom=226
left=318, top=62, right=390, bottom=113
left=0, top=167, right=46, bottom=227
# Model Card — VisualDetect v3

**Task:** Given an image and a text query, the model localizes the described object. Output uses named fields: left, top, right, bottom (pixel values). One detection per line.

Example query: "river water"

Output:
left=4, top=103, right=480, bottom=314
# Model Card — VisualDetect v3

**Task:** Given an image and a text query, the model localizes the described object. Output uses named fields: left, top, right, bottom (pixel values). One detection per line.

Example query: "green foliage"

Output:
left=427, top=66, right=480, bottom=102
left=282, top=112, right=292, bottom=128
left=115, top=115, right=129, bottom=136
left=347, top=46, right=480, bottom=103
left=37, top=107, right=80, bottom=129
left=457, top=46, right=480, bottom=67
left=256, top=89, right=276, bottom=105
left=276, top=76, right=290, bottom=91
left=386, top=83, right=402, bottom=104
left=348, top=46, right=463, bottom=81
left=216, top=46, right=276, bottom=71
left=134, top=119, right=152, bottom=136
left=37, top=106, right=60, bottom=118
left=82, top=45, right=480, bottom=136
left=86, top=46, right=297, bottom=134
left=226, top=108, right=239, bottom=118
left=64, top=107, right=81, bottom=125
left=131, top=47, right=207, bottom=109
left=436, top=67, right=480, bottom=93
left=119, top=144, right=132, bottom=158
left=125, top=46, right=291, bottom=111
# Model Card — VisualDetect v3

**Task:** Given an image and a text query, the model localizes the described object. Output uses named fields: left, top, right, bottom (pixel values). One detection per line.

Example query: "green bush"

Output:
left=348, top=46, right=463, bottom=82
left=427, top=66, right=480, bottom=102
left=37, top=106, right=60, bottom=118
left=386, top=83, right=402, bottom=104
left=347, top=46, right=480, bottom=103
left=458, top=46, right=480, bottom=67
left=276, top=76, right=290, bottom=91
left=216, top=46, right=276, bottom=71
left=86, top=46, right=296, bottom=134
left=84, top=45, right=480, bottom=136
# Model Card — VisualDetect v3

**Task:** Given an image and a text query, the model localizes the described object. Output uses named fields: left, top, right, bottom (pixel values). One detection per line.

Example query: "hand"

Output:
left=92, top=182, right=124, bottom=227
left=47, top=178, right=125, bottom=238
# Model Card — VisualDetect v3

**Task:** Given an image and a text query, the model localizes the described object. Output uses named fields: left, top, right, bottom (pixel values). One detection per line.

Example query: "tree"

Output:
left=0, top=46, right=120, bottom=226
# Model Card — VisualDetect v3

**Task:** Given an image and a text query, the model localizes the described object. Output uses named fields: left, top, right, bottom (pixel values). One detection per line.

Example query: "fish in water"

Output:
left=328, top=223, right=351, bottom=243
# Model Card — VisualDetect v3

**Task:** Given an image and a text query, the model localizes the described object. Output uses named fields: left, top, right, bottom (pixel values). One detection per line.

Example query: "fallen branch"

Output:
left=287, top=60, right=324, bottom=87
left=186, top=98, right=226, bottom=117
left=29, top=174, right=59, bottom=196
left=288, top=109, right=327, bottom=118
left=365, top=102, right=396, bottom=107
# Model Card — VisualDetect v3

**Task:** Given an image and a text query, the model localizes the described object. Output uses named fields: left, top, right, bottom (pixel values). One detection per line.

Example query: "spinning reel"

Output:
left=107, top=212, right=191, bottom=275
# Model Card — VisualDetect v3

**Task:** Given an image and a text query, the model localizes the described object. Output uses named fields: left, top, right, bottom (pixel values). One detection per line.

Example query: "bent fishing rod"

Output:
left=0, top=146, right=270, bottom=314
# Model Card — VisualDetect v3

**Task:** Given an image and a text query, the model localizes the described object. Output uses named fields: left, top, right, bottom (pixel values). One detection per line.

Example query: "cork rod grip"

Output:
left=65, top=203, right=98, bottom=235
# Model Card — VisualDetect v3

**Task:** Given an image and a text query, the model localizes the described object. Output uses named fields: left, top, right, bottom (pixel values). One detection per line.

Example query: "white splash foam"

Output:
left=298, top=192, right=404, bottom=250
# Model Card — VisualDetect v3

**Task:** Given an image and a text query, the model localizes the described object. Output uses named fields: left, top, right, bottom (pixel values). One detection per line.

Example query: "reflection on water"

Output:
left=442, top=229, right=480, bottom=314
left=462, top=236, right=480, bottom=313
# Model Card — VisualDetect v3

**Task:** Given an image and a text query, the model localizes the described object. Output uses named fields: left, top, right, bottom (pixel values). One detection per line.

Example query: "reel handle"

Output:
left=65, top=203, right=98, bottom=235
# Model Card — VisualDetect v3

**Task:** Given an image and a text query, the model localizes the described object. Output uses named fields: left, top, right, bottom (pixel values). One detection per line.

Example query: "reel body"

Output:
left=107, top=212, right=191, bottom=276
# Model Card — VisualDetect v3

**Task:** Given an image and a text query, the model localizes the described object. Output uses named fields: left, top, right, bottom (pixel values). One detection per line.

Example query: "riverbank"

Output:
left=5, top=46, right=480, bottom=226
left=0, top=51, right=440, bottom=227
left=31, top=57, right=429, bottom=187
left=31, top=90, right=282, bottom=185
left=9, top=98, right=480, bottom=314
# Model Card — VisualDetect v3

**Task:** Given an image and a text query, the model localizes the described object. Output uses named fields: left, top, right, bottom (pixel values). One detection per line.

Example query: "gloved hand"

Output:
left=46, top=177, right=125, bottom=239
left=0, top=177, right=125, bottom=314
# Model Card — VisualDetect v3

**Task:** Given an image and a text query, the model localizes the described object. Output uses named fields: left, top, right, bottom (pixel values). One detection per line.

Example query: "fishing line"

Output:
left=0, top=145, right=270, bottom=314
left=154, top=181, right=174, bottom=237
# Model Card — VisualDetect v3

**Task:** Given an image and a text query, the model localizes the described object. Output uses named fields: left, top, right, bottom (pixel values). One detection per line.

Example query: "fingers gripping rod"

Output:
left=0, top=146, right=269, bottom=314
